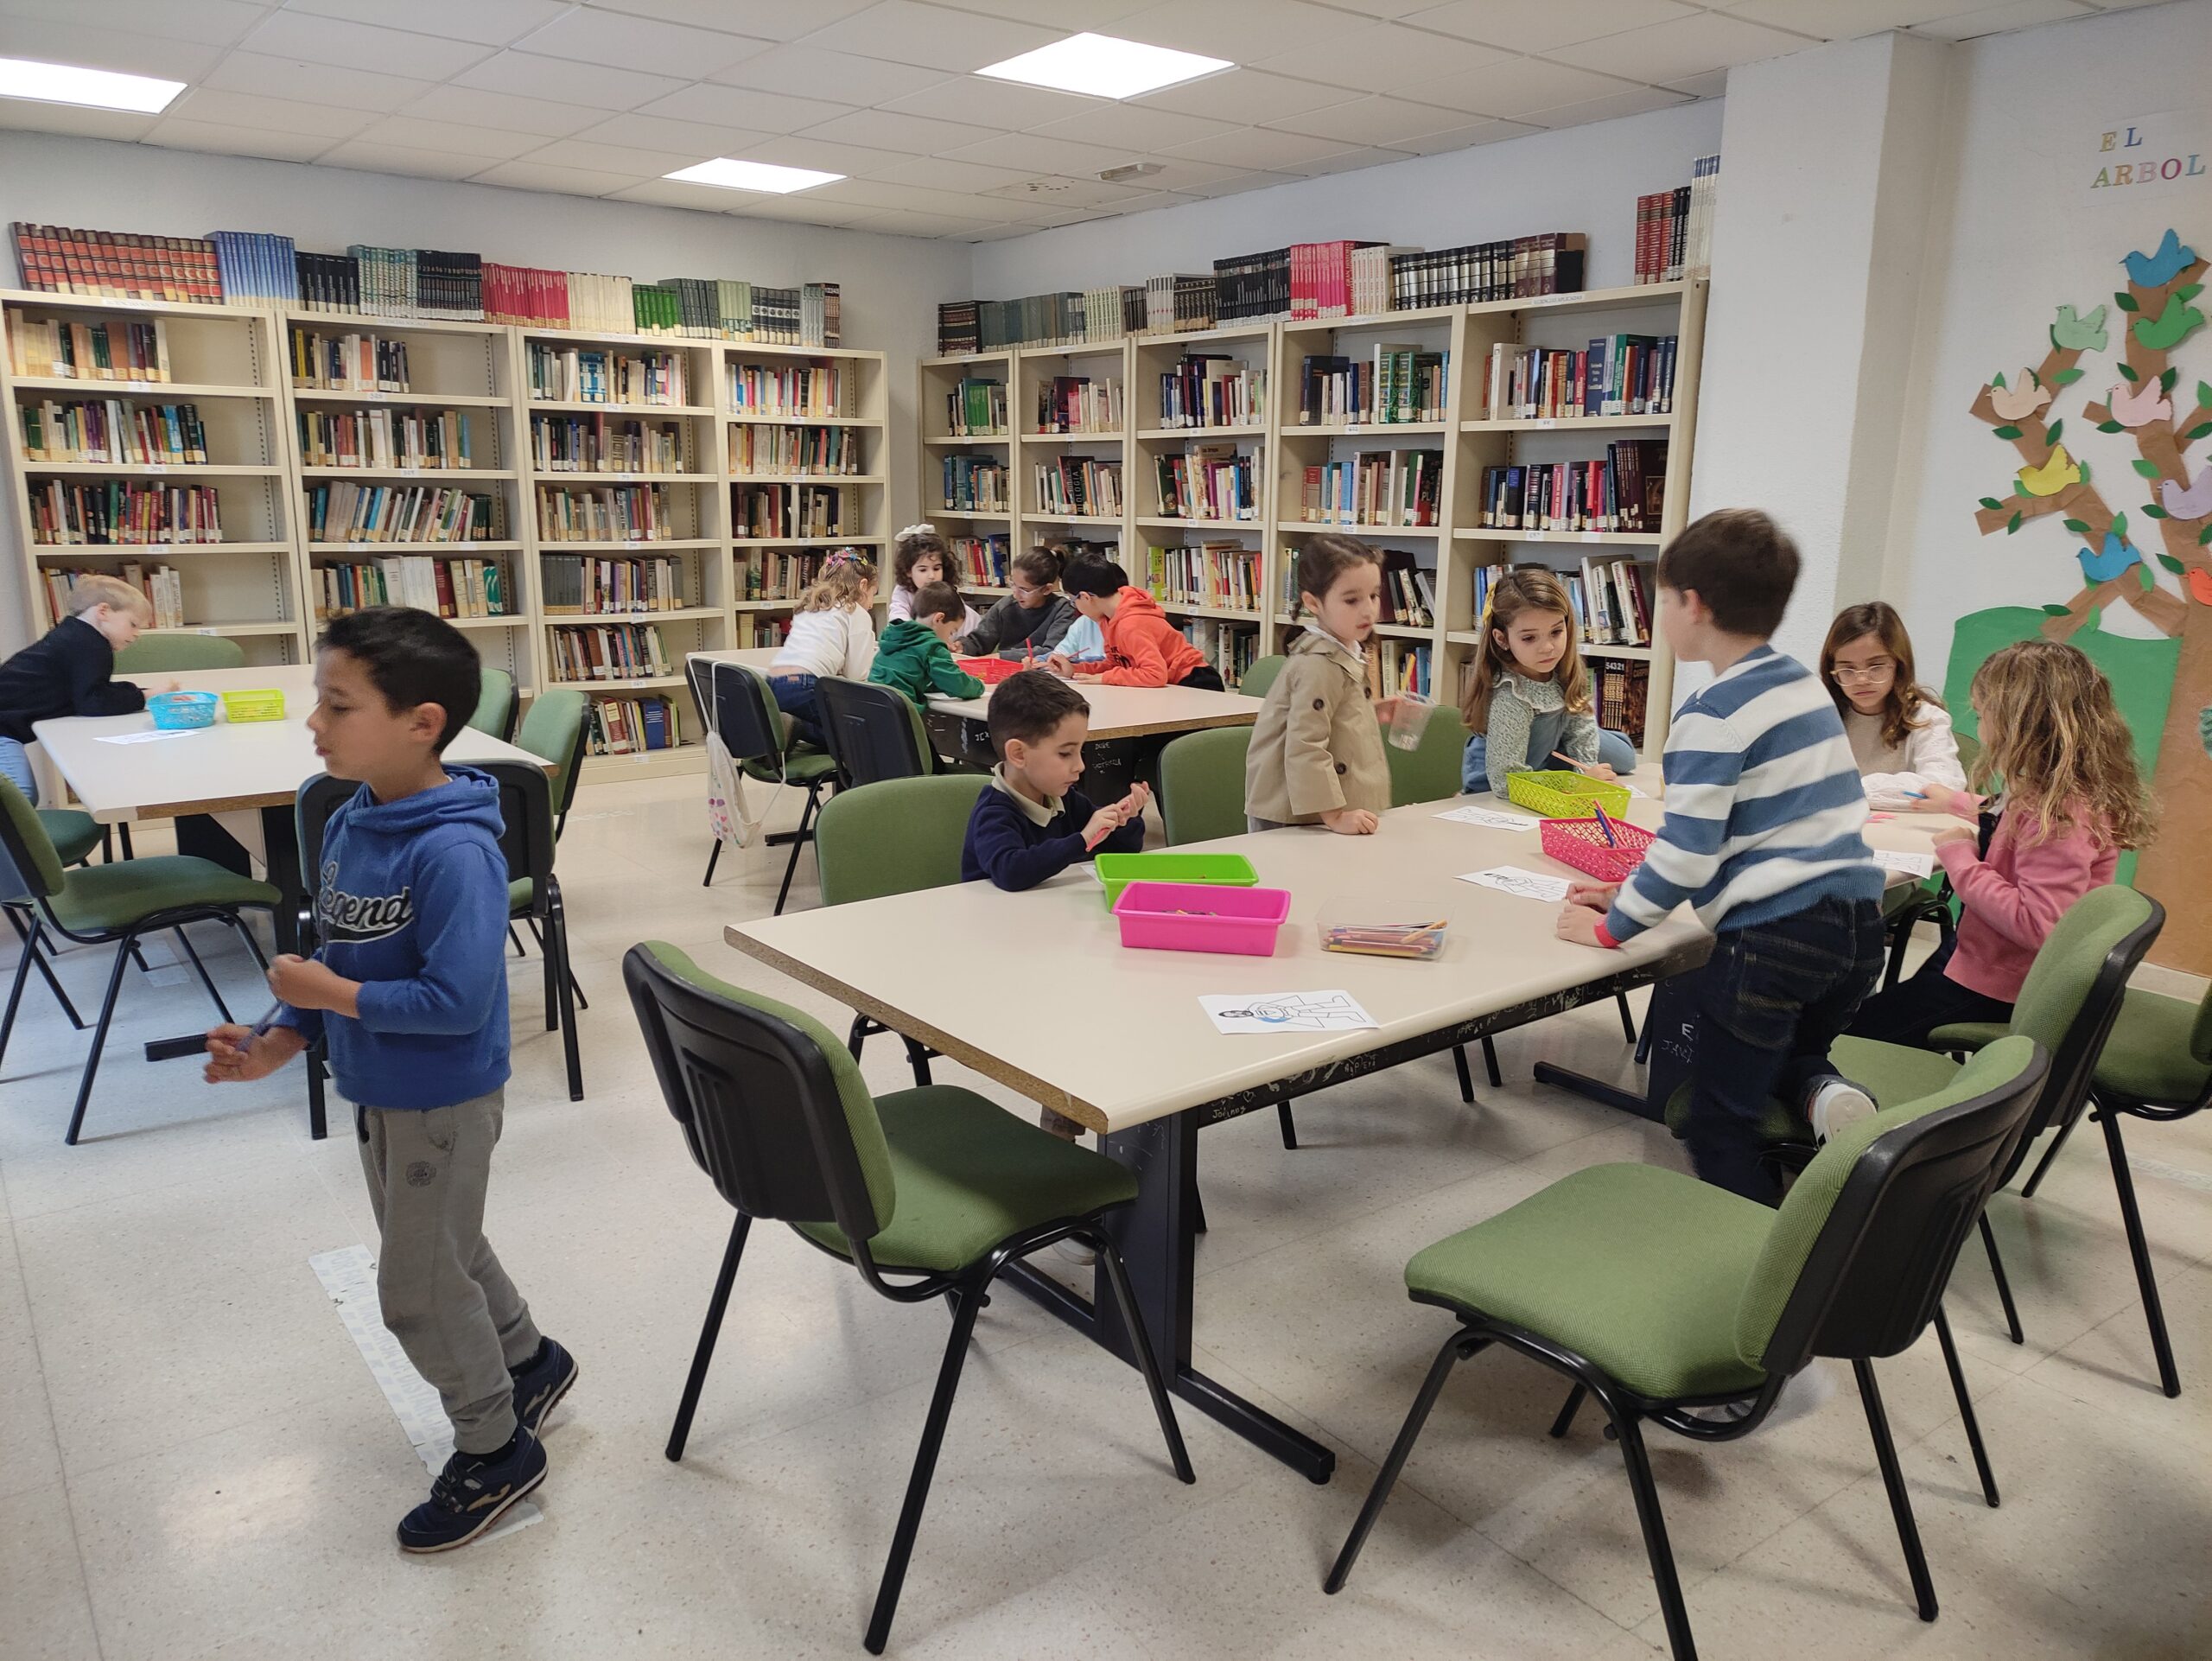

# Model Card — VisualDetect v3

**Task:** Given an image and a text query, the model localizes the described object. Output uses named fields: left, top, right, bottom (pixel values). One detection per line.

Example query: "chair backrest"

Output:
left=1238, top=655, right=1287, bottom=699
left=0, top=776, right=67, bottom=903
left=113, top=634, right=245, bottom=673
left=1386, top=702, right=1468, bottom=806
left=816, top=677, right=931, bottom=787
left=625, top=940, right=893, bottom=1244
left=1158, top=725, right=1252, bottom=845
left=295, top=761, right=550, bottom=927
left=816, top=773, right=988, bottom=907
left=516, top=687, right=588, bottom=830
left=468, top=665, right=517, bottom=741
left=1739, top=1034, right=2047, bottom=1374
left=294, top=774, right=356, bottom=923
left=686, top=657, right=785, bottom=767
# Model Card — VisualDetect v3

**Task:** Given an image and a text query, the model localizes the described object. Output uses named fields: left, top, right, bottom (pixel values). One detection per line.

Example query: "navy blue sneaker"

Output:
left=397, top=1429, right=546, bottom=1553
left=510, top=1338, right=578, bottom=1437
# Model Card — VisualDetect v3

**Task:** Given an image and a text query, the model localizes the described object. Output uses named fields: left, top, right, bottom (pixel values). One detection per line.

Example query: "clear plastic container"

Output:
left=1318, top=900, right=1449, bottom=959
left=1386, top=689, right=1434, bottom=750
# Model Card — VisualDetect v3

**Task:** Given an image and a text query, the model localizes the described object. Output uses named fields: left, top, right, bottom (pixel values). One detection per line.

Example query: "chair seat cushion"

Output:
left=1828, top=1036, right=1962, bottom=1109
left=1926, top=1021, right=2005, bottom=1053
left=48, top=856, right=277, bottom=933
left=744, top=748, right=838, bottom=787
left=38, top=808, right=102, bottom=867
left=2095, top=988, right=2211, bottom=1104
left=510, top=876, right=533, bottom=913
left=794, top=1086, right=1135, bottom=1273
left=1405, top=1163, right=1772, bottom=1400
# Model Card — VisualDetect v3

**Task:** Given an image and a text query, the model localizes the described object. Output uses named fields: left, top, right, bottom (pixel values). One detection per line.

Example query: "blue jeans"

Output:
left=1460, top=729, right=1638, bottom=793
left=0, top=736, right=35, bottom=901
left=768, top=672, right=823, bottom=751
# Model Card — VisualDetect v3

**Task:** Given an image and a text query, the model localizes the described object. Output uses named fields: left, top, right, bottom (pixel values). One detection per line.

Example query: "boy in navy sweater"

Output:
left=204, top=608, right=573, bottom=1553
left=962, top=669, right=1147, bottom=890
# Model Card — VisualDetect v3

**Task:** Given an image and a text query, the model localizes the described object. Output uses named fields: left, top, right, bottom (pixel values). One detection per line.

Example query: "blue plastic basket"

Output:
left=148, top=690, right=219, bottom=729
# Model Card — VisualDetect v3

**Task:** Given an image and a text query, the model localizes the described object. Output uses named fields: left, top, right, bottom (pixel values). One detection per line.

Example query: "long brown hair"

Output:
left=1820, top=601, right=1942, bottom=748
left=1969, top=639, right=2154, bottom=849
left=892, top=523, right=951, bottom=593
left=1459, top=566, right=1590, bottom=729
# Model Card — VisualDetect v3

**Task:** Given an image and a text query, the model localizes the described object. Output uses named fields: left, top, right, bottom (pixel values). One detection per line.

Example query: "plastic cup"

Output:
left=1386, top=689, right=1433, bottom=750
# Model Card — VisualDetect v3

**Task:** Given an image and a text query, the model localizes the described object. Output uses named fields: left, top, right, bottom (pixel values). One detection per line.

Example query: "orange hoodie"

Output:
left=1097, top=586, right=1206, bottom=686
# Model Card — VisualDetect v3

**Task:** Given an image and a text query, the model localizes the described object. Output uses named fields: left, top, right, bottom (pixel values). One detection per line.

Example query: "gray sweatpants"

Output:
left=358, top=1089, right=541, bottom=1454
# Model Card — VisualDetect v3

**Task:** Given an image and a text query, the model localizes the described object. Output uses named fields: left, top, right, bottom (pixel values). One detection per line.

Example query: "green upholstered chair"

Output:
left=816, top=676, right=940, bottom=788
left=1158, top=725, right=1250, bottom=846
left=624, top=941, right=1192, bottom=1655
left=468, top=665, right=517, bottom=741
left=1236, top=654, right=1287, bottom=699
left=1328, top=1037, right=2049, bottom=1661
left=0, top=776, right=277, bottom=1144
left=111, top=633, right=246, bottom=672
left=6, top=802, right=105, bottom=1029
left=504, top=688, right=591, bottom=1033
left=688, top=658, right=841, bottom=913
left=1385, top=701, right=1467, bottom=808
left=815, top=773, right=988, bottom=1088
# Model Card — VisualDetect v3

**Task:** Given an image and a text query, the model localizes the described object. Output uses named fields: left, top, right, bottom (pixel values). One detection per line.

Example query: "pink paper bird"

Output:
left=1988, top=374, right=2052, bottom=422
left=2109, top=379, right=2173, bottom=428
left=2159, top=465, right=2212, bottom=519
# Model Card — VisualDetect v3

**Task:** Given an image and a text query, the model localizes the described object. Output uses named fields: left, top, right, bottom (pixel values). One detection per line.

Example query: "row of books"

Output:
left=1154, top=445, right=1260, bottom=522
left=291, top=329, right=410, bottom=393
left=944, top=377, right=1007, bottom=436
left=1177, top=617, right=1262, bottom=687
left=740, top=548, right=840, bottom=601
left=28, top=480, right=224, bottom=544
left=1478, top=335, right=1680, bottom=422
left=1635, top=155, right=1719, bottom=286
left=1291, top=546, right=1435, bottom=629
left=526, top=344, right=689, bottom=407
left=1215, top=241, right=1402, bottom=322
left=308, top=482, right=496, bottom=544
left=530, top=414, right=681, bottom=475
left=1144, top=541, right=1262, bottom=613
left=728, top=362, right=856, bottom=420
left=43, top=563, right=185, bottom=628
left=1158, top=354, right=1265, bottom=430
left=950, top=533, right=1012, bottom=587
left=6, top=310, right=169, bottom=380
left=1296, top=451, right=1444, bottom=528
left=17, top=400, right=208, bottom=465
left=1035, top=375, right=1122, bottom=434
left=547, top=621, right=673, bottom=683
left=733, top=484, right=855, bottom=541
left=484, top=269, right=830, bottom=344
left=936, top=276, right=1212, bottom=353
left=1034, top=458, right=1123, bottom=520
left=1563, top=556, right=1655, bottom=646
left=1297, top=347, right=1449, bottom=426
left=1477, top=442, right=1668, bottom=534
left=1374, top=639, right=1433, bottom=700
left=299, top=408, right=474, bottom=471
left=733, top=614, right=789, bottom=649
left=1595, top=659, right=1652, bottom=746
left=10, top=225, right=222, bottom=305
left=728, top=423, right=863, bottom=475
left=313, top=556, right=508, bottom=620
left=537, top=484, right=678, bottom=543
left=541, top=552, right=690, bottom=615
left=1391, top=236, right=1586, bottom=309
left=940, top=455, right=1008, bottom=513
left=348, top=246, right=482, bottom=320
left=584, top=694, right=683, bottom=756
left=208, top=232, right=301, bottom=303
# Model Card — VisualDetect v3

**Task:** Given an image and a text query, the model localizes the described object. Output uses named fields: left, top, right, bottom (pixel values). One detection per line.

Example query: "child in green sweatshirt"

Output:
left=869, top=582, right=988, bottom=706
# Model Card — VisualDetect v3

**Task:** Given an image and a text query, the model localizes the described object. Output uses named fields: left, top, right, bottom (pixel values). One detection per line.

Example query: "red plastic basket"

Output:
left=1541, top=816, right=1655, bottom=882
left=955, top=656, right=1026, bottom=684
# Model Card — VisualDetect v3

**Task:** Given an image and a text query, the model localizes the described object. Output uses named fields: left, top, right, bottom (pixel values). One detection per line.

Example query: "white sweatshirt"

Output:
left=772, top=603, right=875, bottom=680
left=1846, top=701, right=1967, bottom=811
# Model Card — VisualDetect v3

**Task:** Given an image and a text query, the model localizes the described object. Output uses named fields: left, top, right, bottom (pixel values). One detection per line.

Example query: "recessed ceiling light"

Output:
left=663, top=157, right=843, bottom=194
left=0, top=56, right=184, bottom=115
left=976, top=33, right=1232, bottom=101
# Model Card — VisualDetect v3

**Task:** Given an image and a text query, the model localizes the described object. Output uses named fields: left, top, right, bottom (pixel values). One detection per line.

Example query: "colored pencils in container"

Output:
left=1591, top=802, right=1621, bottom=848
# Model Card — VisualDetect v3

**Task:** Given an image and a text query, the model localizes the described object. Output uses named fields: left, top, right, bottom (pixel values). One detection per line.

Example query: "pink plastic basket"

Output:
left=1541, top=816, right=1655, bottom=883
left=956, top=656, right=1026, bottom=684
left=1111, top=880, right=1292, bottom=956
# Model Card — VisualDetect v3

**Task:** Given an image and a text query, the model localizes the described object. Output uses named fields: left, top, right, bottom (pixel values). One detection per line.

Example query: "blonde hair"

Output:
left=1821, top=600, right=1942, bottom=749
left=795, top=550, right=876, bottom=614
left=1969, top=639, right=2153, bottom=850
left=63, top=574, right=152, bottom=623
left=1459, top=567, right=1590, bottom=729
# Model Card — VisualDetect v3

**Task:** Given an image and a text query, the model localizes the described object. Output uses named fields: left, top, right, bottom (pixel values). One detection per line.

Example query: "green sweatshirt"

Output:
left=868, top=618, right=986, bottom=706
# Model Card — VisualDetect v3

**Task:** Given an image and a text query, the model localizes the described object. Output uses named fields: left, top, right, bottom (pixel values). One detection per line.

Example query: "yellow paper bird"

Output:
left=1989, top=373, right=2052, bottom=422
left=2017, top=445, right=2082, bottom=497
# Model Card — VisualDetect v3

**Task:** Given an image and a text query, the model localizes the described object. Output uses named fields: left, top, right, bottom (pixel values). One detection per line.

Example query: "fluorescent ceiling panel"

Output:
left=663, top=156, right=843, bottom=193
left=976, top=32, right=1229, bottom=99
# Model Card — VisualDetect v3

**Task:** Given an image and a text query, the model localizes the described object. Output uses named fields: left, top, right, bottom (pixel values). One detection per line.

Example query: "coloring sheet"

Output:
left=1434, top=804, right=1538, bottom=830
left=1457, top=866, right=1573, bottom=902
left=1872, top=849, right=1937, bottom=878
left=1200, top=991, right=1379, bottom=1035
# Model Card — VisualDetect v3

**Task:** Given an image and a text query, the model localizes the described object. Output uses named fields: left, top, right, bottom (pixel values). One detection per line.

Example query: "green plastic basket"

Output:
left=1093, top=851, right=1258, bottom=908
left=1505, top=769, right=1630, bottom=820
left=219, top=688, right=286, bottom=723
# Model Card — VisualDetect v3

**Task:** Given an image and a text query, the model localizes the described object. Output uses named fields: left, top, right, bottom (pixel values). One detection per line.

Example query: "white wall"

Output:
left=969, top=100, right=1726, bottom=298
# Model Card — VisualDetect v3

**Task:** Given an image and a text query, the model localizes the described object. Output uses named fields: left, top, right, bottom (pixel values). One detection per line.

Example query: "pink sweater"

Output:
left=1936, top=806, right=2117, bottom=1002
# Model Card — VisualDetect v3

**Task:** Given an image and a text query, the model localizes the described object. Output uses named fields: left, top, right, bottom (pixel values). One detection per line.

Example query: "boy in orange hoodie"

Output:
left=1049, top=557, right=1224, bottom=690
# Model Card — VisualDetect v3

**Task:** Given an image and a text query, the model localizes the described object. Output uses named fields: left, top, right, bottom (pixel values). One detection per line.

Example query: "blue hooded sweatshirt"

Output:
left=274, top=766, right=511, bottom=1110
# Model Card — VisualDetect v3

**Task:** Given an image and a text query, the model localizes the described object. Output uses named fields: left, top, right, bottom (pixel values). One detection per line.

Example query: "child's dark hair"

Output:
left=892, top=523, right=952, bottom=591
left=988, top=669, right=1089, bottom=750
left=317, top=606, right=481, bottom=752
left=911, top=581, right=964, bottom=624
left=1656, top=508, right=1800, bottom=637
left=1011, top=544, right=1064, bottom=587
left=1063, top=555, right=1128, bottom=599
left=1294, top=534, right=1378, bottom=608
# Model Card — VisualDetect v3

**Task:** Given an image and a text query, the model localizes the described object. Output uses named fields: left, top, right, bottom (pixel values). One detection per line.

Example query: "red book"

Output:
left=433, top=561, right=456, bottom=617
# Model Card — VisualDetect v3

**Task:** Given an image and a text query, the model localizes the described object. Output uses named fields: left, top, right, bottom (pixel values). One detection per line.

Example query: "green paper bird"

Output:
left=2133, top=294, right=2204, bottom=351
left=2051, top=304, right=2109, bottom=351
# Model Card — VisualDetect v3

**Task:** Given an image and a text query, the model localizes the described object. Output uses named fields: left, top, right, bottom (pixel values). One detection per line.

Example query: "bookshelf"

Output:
left=3, top=290, right=306, bottom=665
left=917, top=350, right=1014, bottom=592
left=1014, top=339, right=1129, bottom=576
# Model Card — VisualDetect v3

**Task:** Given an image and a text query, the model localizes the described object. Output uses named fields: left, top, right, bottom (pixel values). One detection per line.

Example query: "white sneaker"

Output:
left=1806, top=1075, right=1878, bottom=1142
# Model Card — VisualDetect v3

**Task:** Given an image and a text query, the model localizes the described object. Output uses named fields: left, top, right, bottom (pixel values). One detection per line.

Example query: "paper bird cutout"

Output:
left=2133, top=294, right=2205, bottom=351
left=2160, top=466, right=2212, bottom=519
left=1990, top=373, right=2052, bottom=421
left=2124, top=229, right=2196, bottom=289
left=2018, top=445, right=2082, bottom=496
left=2078, top=531, right=2142, bottom=582
left=2109, top=378, right=2174, bottom=427
left=2052, top=304, right=2109, bottom=351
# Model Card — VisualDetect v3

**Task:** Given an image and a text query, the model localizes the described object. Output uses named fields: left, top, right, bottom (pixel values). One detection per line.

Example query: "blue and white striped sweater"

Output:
left=1604, top=646, right=1882, bottom=944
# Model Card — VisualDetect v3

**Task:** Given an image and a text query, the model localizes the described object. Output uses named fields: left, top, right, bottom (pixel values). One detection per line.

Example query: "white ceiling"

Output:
left=0, top=0, right=2162, bottom=241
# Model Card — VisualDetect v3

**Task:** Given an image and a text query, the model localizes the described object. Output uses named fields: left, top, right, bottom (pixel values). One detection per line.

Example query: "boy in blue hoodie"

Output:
left=203, top=608, right=573, bottom=1553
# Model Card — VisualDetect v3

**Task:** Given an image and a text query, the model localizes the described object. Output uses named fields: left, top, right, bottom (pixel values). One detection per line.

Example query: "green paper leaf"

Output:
left=2079, top=459, right=2093, bottom=483
left=2006, top=511, right=2023, bottom=534
left=2097, top=418, right=2126, bottom=433
left=2113, top=510, right=2128, bottom=537
left=2144, top=502, right=2171, bottom=519
left=2051, top=366, right=2085, bottom=386
left=2158, top=551, right=2187, bottom=572
left=2199, top=523, right=2212, bottom=545
left=2133, top=457, right=2163, bottom=476
left=1991, top=370, right=2009, bottom=389
left=2045, top=419, right=2063, bottom=444
left=2202, top=380, right=2212, bottom=409
left=2118, top=362, right=2141, bottom=381
left=2186, top=422, right=2212, bottom=442
left=1993, top=423, right=2024, bottom=439
left=2116, top=290, right=2140, bottom=312
left=2042, top=602, right=2074, bottom=616
left=1980, top=495, right=2004, bottom=510
left=2062, top=517, right=2091, bottom=533
left=2138, top=563, right=2156, bottom=589
left=2162, top=366, right=2180, bottom=393
left=2178, top=283, right=2203, bottom=304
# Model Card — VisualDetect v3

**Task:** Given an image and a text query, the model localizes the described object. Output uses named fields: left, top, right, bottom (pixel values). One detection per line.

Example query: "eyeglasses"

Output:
left=1010, top=581, right=1046, bottom=599
left=1832, top=659, right=1896, bottom=684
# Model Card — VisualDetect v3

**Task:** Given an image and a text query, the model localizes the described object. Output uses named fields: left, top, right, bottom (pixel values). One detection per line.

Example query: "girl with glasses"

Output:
left=1818, top=601, right=1966, bottom=811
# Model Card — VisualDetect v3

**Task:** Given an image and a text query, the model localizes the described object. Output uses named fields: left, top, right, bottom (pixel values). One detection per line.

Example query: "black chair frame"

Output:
left=689, top=658, right=836, bottom=914
left=815, top=675, right=931, bottom=789
left=503, top=695, right=593, bottom=1009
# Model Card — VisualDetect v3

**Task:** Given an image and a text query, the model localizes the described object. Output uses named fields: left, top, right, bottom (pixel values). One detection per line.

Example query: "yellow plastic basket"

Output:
left=219, top=688, right=286, bottom=723
left=1505, top=768, right=1630, bottom=820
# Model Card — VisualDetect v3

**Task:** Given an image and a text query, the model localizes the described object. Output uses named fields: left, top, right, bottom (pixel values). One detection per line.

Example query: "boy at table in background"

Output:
left=868, top=581, right=986, bottom=707
left=0, top=574, right=166, bottom=806
left=202, top=608, right=575, bottom=1554
left=1047, top=557, right=1224, bottom=690
left=1243, top=535, right=1395, bottom=837
left=1556, top=510, right=1886, bottom=1205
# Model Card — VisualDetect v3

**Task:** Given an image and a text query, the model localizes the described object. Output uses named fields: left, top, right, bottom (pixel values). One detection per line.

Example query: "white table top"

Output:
left=35, top=664, right=546, bottom=823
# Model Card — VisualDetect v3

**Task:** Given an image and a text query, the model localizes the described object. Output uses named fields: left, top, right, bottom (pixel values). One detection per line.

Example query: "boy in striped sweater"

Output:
left=1557, top=510, right=1885, bottom=1202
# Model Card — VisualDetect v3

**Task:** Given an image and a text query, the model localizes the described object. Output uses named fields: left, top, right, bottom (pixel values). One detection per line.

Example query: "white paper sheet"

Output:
left=1434, top=804, right=1538, bottom=830
left=1457, top=866, right=1573, bottom=902
left=1200, top=990, right=1378, bottom=1034
left=1872, top=849, right=1936, bottom=878
left=94, top=728, right=204, bottom=745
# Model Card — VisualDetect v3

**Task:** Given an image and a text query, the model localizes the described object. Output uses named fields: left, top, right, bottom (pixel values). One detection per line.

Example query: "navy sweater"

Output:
left=961, top=780, right=1145, bottom=890
left=0, top=615, right=145, bottom=742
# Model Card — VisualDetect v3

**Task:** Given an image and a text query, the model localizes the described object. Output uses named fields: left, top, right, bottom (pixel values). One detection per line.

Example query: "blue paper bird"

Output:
left=2124, top=228, right=2196, bottom=289
left=2077, top=530, right=2142, bottom=582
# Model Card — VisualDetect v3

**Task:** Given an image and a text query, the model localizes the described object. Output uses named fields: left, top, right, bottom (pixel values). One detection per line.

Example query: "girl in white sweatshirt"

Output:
left=766, top=550, right=877, bottom=748
left=1819, top=601, right=1967, bottom=811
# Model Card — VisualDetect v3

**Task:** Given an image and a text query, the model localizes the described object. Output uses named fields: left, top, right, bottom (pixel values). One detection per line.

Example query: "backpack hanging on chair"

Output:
left=703, top=663, right=772, bottom=850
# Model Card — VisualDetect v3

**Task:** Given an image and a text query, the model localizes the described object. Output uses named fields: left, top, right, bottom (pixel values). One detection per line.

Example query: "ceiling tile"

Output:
left=1113, top=0, right=1375, bottom=58
left=569, top=111, right=777, bottom=158
left=1100, top=188, right=1205, bottom=213
left=286, top=0, right=569, bottom=48
left=979, top=174, right=1149, bottom=208
left=1408, top=0, right=1702, bottom=53
left=350, top=114, right=544, bottom=160
left=877, top=74, right=1103, bottom=130
left=795, top=107, right=1002, bottom=155
left=1327, top=0, right=1451, bottom=13
left=315, top=137, right=487, bottom=180
left=714, top=192, right=872, bottom=226
left=1523, top=83, right=1694, bottom=125
left=966, top=220, right=1045, bottom=241
left=516, top=134, right=704, bottom=174
left=0, top=16, right=226, bottom=80
left=398, top=85, right=605, bottom=137
left=1261, top=94, right=1473, bottom=148
left=1908, top=0, right=2094, bottom=36
left=452, top=49, right=689, bottom=111
left=0, top=101, right=158, bottom=141
left=1133, top=156, right=1264, bottom=194
left=944, top=129, right=1144, bottom=176
left=809, top=178, right=1032, bottom=219
left=864, top=153, right=1046, bottom=192
left=1402, top=55, right=1643, bottom=117
left=143, top=118, right=334, bottom=162
left=0, top=0, right=265, bottom=48
left=589, top=178, right=731, bottom=211
left=1548, top=10, right=1818, bottom=80
left=1290, top=145, right=1421, bottom=177
left=1663, top=67, right=1732, bottom=98
left=793, top=3, right=1062, bottom=74
left=1023, top=101, right=1243, bottom=151
left=1156, top=125, right=1358, bottom=172
left=161, top=86, right=378, bottom=138
left=509, top=7, right=772, bottom=77
left=1256, top=27, right=1511, bottom=92
left=741, top=131, right=921, bottom=177
left=841, top=208, right=1003, bottom=239
left=580, top=0, right=875, bottom=40
left=238, top=10, right=494, bottom=79
left=200, top=51, right=437, bottom=113
left=469, top=158, right=642, bottom=195
left=1713, top=0, right=1986, bottom=35
left=636, top=82, right=856, bottom=135
left=1389, top=116, right=1543, bottom=154
left=710, top=42, right=950, bottom=105
left=931, top=0, right=1152, bottom=25
left=1130, top=68, right=1365, bottom=125
left=1177, top=169, right=1306, bottom=200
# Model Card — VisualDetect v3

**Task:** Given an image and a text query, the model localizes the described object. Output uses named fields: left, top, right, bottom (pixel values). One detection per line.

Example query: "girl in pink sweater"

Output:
left=1849, top=640, right=2153, bottom=1047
